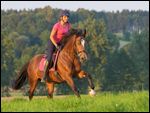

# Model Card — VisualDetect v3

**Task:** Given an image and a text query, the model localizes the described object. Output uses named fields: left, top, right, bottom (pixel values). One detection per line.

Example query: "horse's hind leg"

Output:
left=46, top=82, right=54, bottom=99
left=28, top=79, right=38, bottom=100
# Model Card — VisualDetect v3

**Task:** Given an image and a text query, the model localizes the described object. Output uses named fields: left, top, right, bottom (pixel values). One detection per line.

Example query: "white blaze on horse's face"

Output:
left=81, top=39, right=85, bottom=48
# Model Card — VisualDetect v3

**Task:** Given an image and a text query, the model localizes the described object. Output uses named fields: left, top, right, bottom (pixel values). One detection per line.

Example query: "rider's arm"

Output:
left=50, top=28, right=58, bottom=47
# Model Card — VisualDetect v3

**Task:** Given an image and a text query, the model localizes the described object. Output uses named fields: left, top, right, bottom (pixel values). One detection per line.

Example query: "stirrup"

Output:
left=54, top=71, right=59, bottom=76
left=41, top=78, right=46, bottom=83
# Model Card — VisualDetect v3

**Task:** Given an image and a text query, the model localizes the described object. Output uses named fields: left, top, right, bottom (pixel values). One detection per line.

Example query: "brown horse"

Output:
left=12, top=29, right=95, bottom=100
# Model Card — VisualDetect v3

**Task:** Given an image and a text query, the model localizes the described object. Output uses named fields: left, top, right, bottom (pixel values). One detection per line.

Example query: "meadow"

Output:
left=1, top=91, right=149, bottom=112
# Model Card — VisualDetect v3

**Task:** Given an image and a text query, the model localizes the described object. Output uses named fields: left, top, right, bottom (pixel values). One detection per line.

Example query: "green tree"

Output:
left=1, top=36, right=15, bottom=86
left=129, top=29, right=149, bottom=90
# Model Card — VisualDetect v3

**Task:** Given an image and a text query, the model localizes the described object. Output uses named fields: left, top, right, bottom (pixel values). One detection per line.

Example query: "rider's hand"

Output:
left=55, top=44, right=60, bottom=49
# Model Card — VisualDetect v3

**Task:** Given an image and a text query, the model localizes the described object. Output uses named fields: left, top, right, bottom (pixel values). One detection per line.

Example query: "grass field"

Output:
left=1, top=91, right=149, bottom=112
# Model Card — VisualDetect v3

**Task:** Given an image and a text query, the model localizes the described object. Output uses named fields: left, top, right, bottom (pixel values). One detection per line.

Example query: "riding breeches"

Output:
left=45, top=40, right=56, bottom=62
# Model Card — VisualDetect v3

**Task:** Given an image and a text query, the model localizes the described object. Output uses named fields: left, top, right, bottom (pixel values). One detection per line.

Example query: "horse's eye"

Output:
left=77, top=41, right=81, bottom=45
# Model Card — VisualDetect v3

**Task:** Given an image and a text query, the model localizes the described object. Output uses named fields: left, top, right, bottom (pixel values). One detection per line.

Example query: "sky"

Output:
left=1, top=1, right=149, bottom=12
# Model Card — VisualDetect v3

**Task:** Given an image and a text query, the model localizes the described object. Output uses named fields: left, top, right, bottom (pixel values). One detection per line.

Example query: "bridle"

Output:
left=74, top=37, right=87, bottom=57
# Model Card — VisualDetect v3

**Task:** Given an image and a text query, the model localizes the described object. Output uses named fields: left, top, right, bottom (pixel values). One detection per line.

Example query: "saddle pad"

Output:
left=39, top=55, right=47, bottom=71
left=38, top=53, right=57, bottom=71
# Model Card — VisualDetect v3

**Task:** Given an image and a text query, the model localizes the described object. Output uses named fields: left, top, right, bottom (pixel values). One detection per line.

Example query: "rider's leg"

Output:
left=41, top=40, right=55, bottom=82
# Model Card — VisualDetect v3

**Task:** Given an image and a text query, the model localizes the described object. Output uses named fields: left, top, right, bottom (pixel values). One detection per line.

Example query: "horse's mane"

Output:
left=59, top=28, right=86, bottom=48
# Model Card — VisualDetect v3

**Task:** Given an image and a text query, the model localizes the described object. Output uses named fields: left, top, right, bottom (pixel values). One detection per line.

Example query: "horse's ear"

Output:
left=77, top=29, right=82, bottom=36
left=82, top=29, right=86, bottom=37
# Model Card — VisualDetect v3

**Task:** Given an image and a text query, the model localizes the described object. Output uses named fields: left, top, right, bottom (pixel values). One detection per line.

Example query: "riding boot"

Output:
left=41, top=60, right=49, bottom=83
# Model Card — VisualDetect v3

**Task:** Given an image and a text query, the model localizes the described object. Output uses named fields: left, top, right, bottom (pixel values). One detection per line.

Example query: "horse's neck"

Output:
left=61, top=35, right=76, bottom=56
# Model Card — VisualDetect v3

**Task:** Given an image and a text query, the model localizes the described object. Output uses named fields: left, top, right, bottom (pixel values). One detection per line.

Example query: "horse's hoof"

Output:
left=89, top=89, right=96, bottom=97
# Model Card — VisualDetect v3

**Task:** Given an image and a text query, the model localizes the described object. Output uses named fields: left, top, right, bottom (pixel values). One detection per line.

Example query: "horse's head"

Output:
left=60, top=28, right=88, bottom=63
left=74, top=29, right=88, bottom=63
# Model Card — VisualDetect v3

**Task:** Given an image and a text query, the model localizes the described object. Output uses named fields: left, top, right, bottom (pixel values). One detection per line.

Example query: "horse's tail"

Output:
left=12, top=61, right=29, bottom=90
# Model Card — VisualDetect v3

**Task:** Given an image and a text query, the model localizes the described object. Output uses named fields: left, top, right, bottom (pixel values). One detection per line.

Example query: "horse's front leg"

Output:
left=77, top=70, right=96, bottom=96
left=65, top=76, right=80, bottom=98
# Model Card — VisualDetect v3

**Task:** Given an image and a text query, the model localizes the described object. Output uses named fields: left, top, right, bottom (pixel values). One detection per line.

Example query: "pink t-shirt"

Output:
left=52, top=22, right=71, bottom=43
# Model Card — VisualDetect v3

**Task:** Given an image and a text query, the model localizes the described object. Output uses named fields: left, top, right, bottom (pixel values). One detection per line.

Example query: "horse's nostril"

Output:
left=80, top=57, right=87, bottom=62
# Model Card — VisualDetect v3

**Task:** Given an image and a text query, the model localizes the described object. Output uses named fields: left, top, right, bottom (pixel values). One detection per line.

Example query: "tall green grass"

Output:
left=1, top=91, right=149, bottom=112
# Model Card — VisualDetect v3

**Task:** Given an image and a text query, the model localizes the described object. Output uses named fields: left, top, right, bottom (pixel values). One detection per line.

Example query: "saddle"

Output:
left=38, top=49, right=60, bottom=72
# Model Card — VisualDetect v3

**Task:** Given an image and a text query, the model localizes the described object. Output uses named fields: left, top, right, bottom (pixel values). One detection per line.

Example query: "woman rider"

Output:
left=41, top=10, right=71, bottom=82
